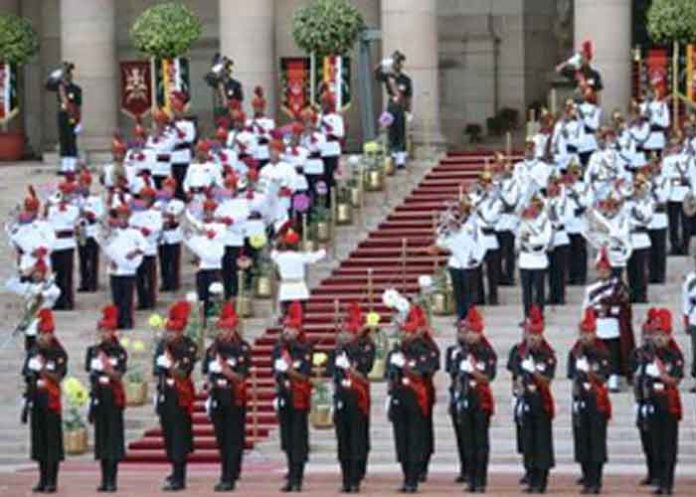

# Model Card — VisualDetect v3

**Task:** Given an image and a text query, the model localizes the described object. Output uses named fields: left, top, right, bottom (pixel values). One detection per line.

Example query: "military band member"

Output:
left=472, top=171, right=502, bottom=306
left=385, top=305, right=438, bottom=493
left=327, top=302, right=375, bottom=493
left=577, top=89, right=602, bottom=167
left=682, top=261, right=696, bottom=392
left=76, top=169, right=104, bottom=292
left=203, top=303, right=251, bottom=492
left=582, top=249, right=635, bottom=392
left=516, top=196, right=552, bottom=316
left=154, top=301, right=198, bottom=491
left=215, top=179, right=250, bottom=299
left=565, top=164, right=590, bottom=285
left=170, top=92, right=196, bottom=201
left=662, top=139, right=694, bottom=255
left=6, top=258, right=61, bottom=351
left=638, top=308, right=684, bottom=495
left=227, top=107, right=257, bottom=161
left=640, top=88, right=670, bottom=158
left=590, top=195, right=632, bottom=276
left=546, top=177, right=571, bottom=305
left=104, top=204, right=147, bottom=330
left=156, top=177, right=185, bottom=292
left=318, top=91, right=345, bottom=195
left=551, top=101, right=581, bottom=171
left=46, top=61, right=82, bottom=175
left=627, top=104, right=651, bottom=170
left=22, top=309, right=67, bottom=493
left=428, top=197, right=485, bottom=319
left=300, top=108, right=327, bottom=202
left=248, top=86, right=275, bottom=167
left=626, top=175, right=653, bottom=303
left=647, top=161, right=669, bottom=283
left=183, top=140, right=224, bottom=198
left=495, top=158, right=520, bottom=285
left=450, top=307, right=496, bottom=493
left=375, top=50, right=412, bottom=169
left=514, top=139, right=551, bottom=197
left=556, top=40, right=603, bottom=95
left=130, top=186, right=163, bottom=310
left=9, top=186, right=56, bottom=275
left=273, top=301, right=313, bottom=492
left=146, top=108, right=176, bottom=189
left=567, top=309, right=611, bottom=495
left=45, top=181, right=80, bottom=310
left=511, top=306, right=556, bottom=494
left=85, top=306, right=127, bottom=492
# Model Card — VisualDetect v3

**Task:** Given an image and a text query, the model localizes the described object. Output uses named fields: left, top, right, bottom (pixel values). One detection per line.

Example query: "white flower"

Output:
left=418, top=275, right=433, bottom=289
left=185, top=291, right=198, bottom=303
left=348, top=155, right=361, bottom=168
left=394, top=297, right=411, bottom=314
left=381, top=288, right=400, bottom=308
left=209, top=282, right=224, bottom=294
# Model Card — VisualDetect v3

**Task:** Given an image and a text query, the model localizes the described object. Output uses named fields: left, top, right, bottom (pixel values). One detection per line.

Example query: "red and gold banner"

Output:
left=120, top=60, right=152, bottom=120
left=687, top=44, right=696, bottom=102
left=152, top=57, right=190, bottom=114
left=0, top=63, right=19, bottom=124
left=314, top=54, right=352, bottom=111
left=645, top=48, right=669, bottom=99
left=280, top=57, right=311, bottom=118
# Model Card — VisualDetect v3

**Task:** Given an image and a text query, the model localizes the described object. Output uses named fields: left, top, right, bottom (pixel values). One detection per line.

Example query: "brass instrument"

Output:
left=584, top=208, right=631, bottom=265
left=12, top=276, right=55, bottom=337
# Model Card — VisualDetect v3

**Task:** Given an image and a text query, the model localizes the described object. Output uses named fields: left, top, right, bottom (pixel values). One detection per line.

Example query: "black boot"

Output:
left=44, top=462, right=58, bottom=493
left=162, top=462, right=185, bottom=491
left=32, top=462, right=46, bottom=493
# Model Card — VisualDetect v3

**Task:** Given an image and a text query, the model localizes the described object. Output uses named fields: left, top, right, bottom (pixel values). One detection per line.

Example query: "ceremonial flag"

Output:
left=119, top=60, right=152, bottom=120
left=313, top=54, right=352, bottom=111
left=0, top=63, right=19, bottom=124
left=645, top=48, right=669, bottom=99
left=151, top=57, right=190, bottom=115
left=687, top=44, right=696, bottom=103
left=280, top=57, right=311, bottom=118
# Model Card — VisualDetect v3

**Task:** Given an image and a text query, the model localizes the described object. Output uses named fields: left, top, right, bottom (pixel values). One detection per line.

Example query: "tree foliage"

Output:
left=292, top=0, right=364, bottom=56
left=0, top=13, right=39, bottom=65
left=647, top=0, right=696, bottom=44
left=130, top=2, right=202, bottom=59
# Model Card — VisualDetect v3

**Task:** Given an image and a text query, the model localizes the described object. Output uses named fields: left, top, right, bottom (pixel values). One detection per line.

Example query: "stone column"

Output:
left=381, top=0, right=442, bottom=145
left=574, top=0, right=631, bottom=114
left=219, top=1, right=275, bottom=115
left=0, top=0, right=18, bottom=13
left=60, top=0, right=117, bottom=151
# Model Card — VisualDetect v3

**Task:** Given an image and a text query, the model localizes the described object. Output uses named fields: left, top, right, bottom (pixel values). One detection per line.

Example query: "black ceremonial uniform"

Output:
left=567, top=339, right=611, bottom=493
left=153, top=336, right=198, bottom=490
left=630, top=344, right=657, bottom=486
left=377, top=70, right=412, bottom=159
left=506, top=342, right=530, bottom=483
left=385, top=337, right=438, bottom=492
left=85, top=340, right=127, bottom=491
left=450, top=339, right=497, bottom=492
left=421, top=338, right=440, bottom=482
left=273, top=339, right=313, bottom=491
left=327, top=337, right=375, bottom=492
left=446, top=342, right=468, bottom=482
left=202, top=336, right=251, bottom=490
left=23, top=341, right=68, bottom=492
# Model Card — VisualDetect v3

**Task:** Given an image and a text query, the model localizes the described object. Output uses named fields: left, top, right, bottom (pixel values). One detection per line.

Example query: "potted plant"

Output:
left=362, top=141, right=385, bottom=192
left=251, top=239, right=273, bottom=299
left=120, top=336, right=150, bottom=406
left=366, top=311, right=388, bottom=381
left=311, top=182, right=332, bottom=242
left=236, top=255, right=254, bottom=318
left=429, top=267, right=453, bottom=316
left=309, top=352, right=333, bottom=429
left=0, top=13, right=39, bottom=161
left=292, top=0, right=364, bottom=58
left=647, top=0, right=696, bottom=46
left=377, top=111, right=396, bottom=176
left=62, top=377, right=89, bottom=455
left=335, top=184, right=353, bottom=225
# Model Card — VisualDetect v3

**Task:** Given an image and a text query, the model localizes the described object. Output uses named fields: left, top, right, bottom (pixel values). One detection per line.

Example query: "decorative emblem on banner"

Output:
left=645, top=48, right=669, bottom=99
left=0, top=63, right=19, bottom=124
left=152, top=57, right=190, bottom=115
left=280, top=57, right=311, bottom=118
left=313, top=54, right=352, bottom=111
left=120, top=60, right=152, bottom=120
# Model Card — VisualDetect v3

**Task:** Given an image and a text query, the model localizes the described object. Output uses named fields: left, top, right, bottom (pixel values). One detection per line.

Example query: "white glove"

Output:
left=274, top=358, right=289, bottom=373
left=226, top=357, right=237, bottom=367
left=390, top=352, right=406, bottom=368
left=90, top=357, right=104, bottom=372
left=74, top=123, right=83, bottom=135
left=208, top=360, right=222, bottom=374
left=205, top=397, right=212, bottom=417
left=406, top=112, right=414, bottom=124
left=459, top=358, right=474, bottom=374
left=156, top=355, right=172, bottom=369
left=646, top=362, right=661, bottom=378
left=27, top=357, right=43, bottom=372
left=384, top=394, right=392, bottom=417
left=521, top=357, right=536, bottom=373
left=335, top=353, right=351, bottom=370
left=575, top=357, right=589, bottom=373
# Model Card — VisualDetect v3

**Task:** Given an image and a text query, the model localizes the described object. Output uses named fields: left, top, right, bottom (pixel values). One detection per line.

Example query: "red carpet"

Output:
left=124, top=151, right=505, bottom=463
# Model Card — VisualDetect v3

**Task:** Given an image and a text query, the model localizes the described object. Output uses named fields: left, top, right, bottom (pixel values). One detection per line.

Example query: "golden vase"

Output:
left=384, top=156, right=396, bottom=176
left=431, top=292, right=450, bottom=316
left=238, top=296, right=253, bottom=318
left=64, top=428, right=88, bottom=455
left=365, top=170, right=385, bottom=191
left=336, top=203, right=353, bottom=225
left=316, top=222, right=331, bottom=242
left=350, top=187, right=362, bottom=208
left=368, top=358, right=386, bottom=382
left=125, top=381, right=148, bottom=407
left=310, top=404, right=334, bottom=429
left=255, top=275, right=272, bottom=298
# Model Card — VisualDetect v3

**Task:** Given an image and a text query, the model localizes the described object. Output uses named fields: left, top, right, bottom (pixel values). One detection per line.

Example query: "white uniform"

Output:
left=626, top=196, right=653, bottom=250
left=627, top=121, right=650, bottom=168
left=548, top=192, right=572, bottom=247
left=5, top=278, right=61, bottom=338
left=662, top=153, right=694, bottom=202
left=641, top=100, right=670, bottom=151
left=46, top=203, right=79, bottom=252
left=183, top=160, right=223, bottom=193
left=77, top=194, right=105, bottom=239
left=318, top=112, right=345, bottom=158
left=472, top=193, right=502, bottom=251
left=513, top=159, right=550, bottom=198
left=583, top=279, right=622, bottom=339
left=156, top=197, right=186, bottom=245
left=552, top=118, right=581, bottom=168
left=226, top=128, right=258, bottom=158
left=129, top=208, right=163, bottom=257
left=436, top=218, right=485, bottom=269
left=283, top=146, right=310, bottom=191
left=301, top=132, right=327, bottom=176
left=215, top=197, right=250, bottom=249
left=185, top=222, right=226, bottom=270
left=495, top=176, right=520, bottom=233
left=103, top=227, right=147, bottom=276
left=145, top=130, right=176, bottom=178
left=648, top=175, right=669, bottom=231
left=9, top=220, right=56, bottom=272
left=516, top=213, right=552, bottom=269
left=271, top=248, right=326, bottom=302
left=171, top=119, right=196, bottom=165
left=247, top=116, right=275, bottom=162
left=584, top=148, right=627, bottom=189
left=566, top=181, right=590, bottom=236
left=578, top=102, right=601, bottom=155
left=681, top=271, right=696, bottom=326
left=586, top=210, right=632, bottom=268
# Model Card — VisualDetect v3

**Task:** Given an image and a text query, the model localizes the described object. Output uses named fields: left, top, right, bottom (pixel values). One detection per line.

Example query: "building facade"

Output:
left=1, top=0, right=633, bottom=155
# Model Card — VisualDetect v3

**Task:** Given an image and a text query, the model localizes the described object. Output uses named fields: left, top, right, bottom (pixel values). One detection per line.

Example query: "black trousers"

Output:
left=450, top=409, right=467, bottom=478
left=520, top=268, right=545, bottom=317
left=196, top=269, right=221, bottom=317
left=136, top=255, right=157, bottom=309
left=158, top=243, right=181, bottom=292
left=78, top=237, right=99, bottom=292
left=522, top=409, right=554, bottom=491
left=649, top=408, right=679, bottom=493
left=37, top=461, right=60, bottom=490
left=222, top=246, right=242, bottom=299
left=627, top=247, right=649, bottom=303
left=322, top=155, right=339, bottom=196
left=601, top=338, right=622, bottom=376
left=483, top=249, right=500, bottom=305
left=58, top=111, right=77, bottom=157
left=578, top=150, right=593, bottom=167
left=110, top=275, right=135, bottom=329
left=547, top=245, right=568, bottom=305
left=449, top=267, right=478, bottom=320
left=171, top=163, right=189, bottom=201
left=279, top=407, right=308, bottom=488
left=667, top=201, right=688, bottom=254
left=50, top=249, right=74, bottom=310
left=568, top=234, right=587, bottom=285
left=648, top=229, right=667, bottom=283
left=458, top=407, right=490, bottom=490
left=99, top=459, right=118, bottom=488
left=496, top=231, right=516, bottom=285
left=211, top=402, right=245, bottom=485
left=638, top=416, right=656, bottom=482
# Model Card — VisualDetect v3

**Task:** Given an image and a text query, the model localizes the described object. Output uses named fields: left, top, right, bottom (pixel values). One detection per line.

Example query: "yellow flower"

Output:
left=363, top=141, right=379, bottom=154
left=72, top=387, right=89, bottom=407
left=249, top=233, right=267, bottom=249
left=120, top=336, right=131, bottom=349
left=366, top=312, right=381, bottom=327
left=132, top=339, right=146, bottom=353
left=312, top=352, right=328, bottom=367
left=148, top=313, right=164, bottom=329
left=62, top=377, right=80, bottom=397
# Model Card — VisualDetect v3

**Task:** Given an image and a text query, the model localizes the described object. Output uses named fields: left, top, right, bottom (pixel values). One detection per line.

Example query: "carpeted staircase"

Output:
left=124, top=151, right=497, bottom=463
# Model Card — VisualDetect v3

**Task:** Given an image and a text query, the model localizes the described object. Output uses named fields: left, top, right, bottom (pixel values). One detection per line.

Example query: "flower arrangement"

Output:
left=0, top=13, right=39, bottom=66
left=249, top=233, right=268, bottom=250
left=292, top=0, right=364, bottom=56
left=130, top=2, right=202, bottom=59
left=62, top=377, right=89, bottom=432
left=122, top=337, right=148, bottom=384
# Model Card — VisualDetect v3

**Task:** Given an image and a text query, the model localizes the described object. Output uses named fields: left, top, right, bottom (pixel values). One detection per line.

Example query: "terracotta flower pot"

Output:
left=336, top=203, right=353, bottom=225
left=310, top=404, right=333, bottom=429
left=125, top=381, right=148, bottom=406
left=64, top=427, right=88, bottom=455
left=0, top=131, right=24, bottom=161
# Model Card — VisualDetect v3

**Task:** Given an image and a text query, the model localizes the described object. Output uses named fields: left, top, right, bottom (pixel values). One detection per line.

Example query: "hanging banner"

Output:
left=687, top=44, right=696, bottom=103
left=645, top=48, right=669, bottom=99
left=119, top=60, right=152, bottom=120
left=313, top=54, right=352, bottom=111
left=0, top=63, right=19, bottom=124
left=280, top=57, right=311, bottom=118
left=152, top=57, right=190, bottom=114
